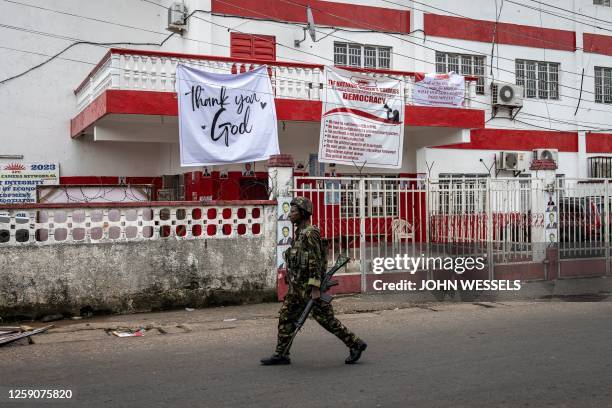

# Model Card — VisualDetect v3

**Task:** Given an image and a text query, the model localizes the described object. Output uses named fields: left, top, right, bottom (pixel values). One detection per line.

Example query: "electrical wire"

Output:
left=2, top=0, right=177, bottom=36
left=377, top=0, right=610, bottom=83
left=524, top=0, right=612, bottom=27
left=3, top=0, right=612, bottom=131
left=381, top=0, right=589, bottom=52
left=506, top=0, right=612, bottom=33
left=206, top=0, right=612, bottom=124
left=0, top=0, right=321, bottom=66
left=249, top=0, right=604, bottom=101
left=0, top=0, right=604, bottom=98
left=1, top=0, right=607, bottom=116
left=170, top=14, right=612, bottom=131
left=0, top=23, right=175, bottom=85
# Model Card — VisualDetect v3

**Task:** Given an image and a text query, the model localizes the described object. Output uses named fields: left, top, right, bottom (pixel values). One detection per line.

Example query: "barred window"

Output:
left=337, top=177, right=399, bottom=217
left=437, top=175, right=488, bottom=215
left=364, top=46, right=377, bottom=68
left=594, top=0, right=611, bottom=6
left=334, top=43, right=347, bottom=66
left=435, top=52, right=485, bottom=94
left=515, top=59, right=560, bottom=100
left=367, top=179, right=399, bottom=217
left=594, top=67, right=612, bottom=103
left=334, top=42, right=392, bottom=69
left=348, top=44, right=361, bottom=67
left=378, top=47, right=391, bottom=69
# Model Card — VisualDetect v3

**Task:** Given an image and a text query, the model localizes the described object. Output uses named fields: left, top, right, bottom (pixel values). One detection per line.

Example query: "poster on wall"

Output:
left=545, top=193, right=558, bottom=246
left=412, top=72, right=465, bottom=107
left=242, top=162, right=255, bottom=177
left=0, top=162, right=59, bottom=204
left=276, top=196, right=294, bottom=270
left=318, top=67, right=404, bottom=169
left=176, top=64, right=280, bottom=166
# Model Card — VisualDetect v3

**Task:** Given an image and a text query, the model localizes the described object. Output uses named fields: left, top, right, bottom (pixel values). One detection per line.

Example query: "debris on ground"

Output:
left=0, top=326, right=21, bottom=336
left=0, top=325, right=54, bottom=347
left=110, top=328, right=145, bottom=338
left=223, top=318, right=237, bottom=322
left=185, top=308, right=195, bottom=312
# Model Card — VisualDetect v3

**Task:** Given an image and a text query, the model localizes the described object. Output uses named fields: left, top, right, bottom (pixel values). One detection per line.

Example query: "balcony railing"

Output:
left=0, top=200, right=274, bottom=246
left=75, top=48, right=478, bottom=113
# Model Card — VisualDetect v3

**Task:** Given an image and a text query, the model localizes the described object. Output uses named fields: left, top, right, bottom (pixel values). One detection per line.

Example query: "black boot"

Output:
left=260, top=353, right=291, bottom=366
left=345, top=341, right=367, bottom=364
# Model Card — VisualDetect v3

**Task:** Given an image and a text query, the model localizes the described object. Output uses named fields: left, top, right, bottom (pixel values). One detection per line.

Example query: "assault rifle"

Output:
left=282, top=255, right=350, bottom=356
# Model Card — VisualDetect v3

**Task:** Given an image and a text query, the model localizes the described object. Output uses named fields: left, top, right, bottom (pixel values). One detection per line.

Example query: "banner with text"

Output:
left=176, top=64, right=279, bottom=166
left=412, top=72, right=465, bottom=107
left=0, top=162, right=59, bottom=204
left=318, top=67, right=404, bottom=169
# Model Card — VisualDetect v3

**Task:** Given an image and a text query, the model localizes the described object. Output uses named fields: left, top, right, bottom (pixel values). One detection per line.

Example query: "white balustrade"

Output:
left=0, top=203, right=269, bottom=246
left=74, top=50, right=478, bottom=113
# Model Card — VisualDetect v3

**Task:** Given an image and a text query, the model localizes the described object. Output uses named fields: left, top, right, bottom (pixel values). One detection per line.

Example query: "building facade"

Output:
left=3, top=0, right=612, bottom=201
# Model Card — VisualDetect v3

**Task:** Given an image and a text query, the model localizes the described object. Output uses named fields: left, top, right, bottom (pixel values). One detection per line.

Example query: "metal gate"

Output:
left=293, top=176, right=426, bottom=292
left=556, top=179, right=609, bottom=277
left=293, top=176, right=612, bottom=293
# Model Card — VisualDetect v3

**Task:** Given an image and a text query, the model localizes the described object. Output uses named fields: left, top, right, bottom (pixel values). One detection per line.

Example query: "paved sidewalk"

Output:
left=6, top=291, right=609, bottom=346
left=22, top=293, right=430, bottom=336
left=3, top=299, right=612, bottom=407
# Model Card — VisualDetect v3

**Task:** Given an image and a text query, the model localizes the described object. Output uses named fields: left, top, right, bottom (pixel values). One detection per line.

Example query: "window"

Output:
left=435, top=52, right=485, bottom=94
left=334, top=42, right=391, bottom=69
left=594, top=67, right=612, bottom=103
left=437, top=175, right=488, bottom=214
left=588, top=156, right=612, bottom=178
left=335, top=177, right=399, bottom=217
left=594, top=0, right=611, bottom=6
left=515, top=59, right=559, bottom=99
left=230, top=33, right=276, bottom=60
left=367, top=180, right=399, bottom=217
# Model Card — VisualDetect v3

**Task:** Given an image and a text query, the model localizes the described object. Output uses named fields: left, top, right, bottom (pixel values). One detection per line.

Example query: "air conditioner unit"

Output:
left=492, top=83, right=524, bottom=108
left=499, top=151, right=528, bottom=171
left=534, top=148, right=559, bottom=163
left=167, top=2, right=188, bottom=33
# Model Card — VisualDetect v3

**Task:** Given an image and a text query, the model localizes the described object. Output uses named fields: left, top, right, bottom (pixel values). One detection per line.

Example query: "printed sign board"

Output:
left=318, top=67, right=404, bottom=169
left=412, top=72, right=465, bottom=107
left=0, top=162, right=59, bottom=204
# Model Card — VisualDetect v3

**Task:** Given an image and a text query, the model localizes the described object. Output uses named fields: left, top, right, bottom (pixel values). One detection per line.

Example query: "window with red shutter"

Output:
left=230, top=33, right=276, bottom=61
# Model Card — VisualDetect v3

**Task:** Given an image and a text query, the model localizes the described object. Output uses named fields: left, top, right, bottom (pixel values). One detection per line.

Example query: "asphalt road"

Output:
left=2, top=301, right=612, bottom=408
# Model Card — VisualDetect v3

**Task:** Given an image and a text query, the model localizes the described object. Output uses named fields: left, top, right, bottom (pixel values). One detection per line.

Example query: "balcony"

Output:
left=71, top=48, right=484, bottom=139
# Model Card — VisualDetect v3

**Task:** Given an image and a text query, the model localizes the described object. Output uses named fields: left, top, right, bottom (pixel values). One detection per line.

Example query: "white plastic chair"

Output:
left=391, top=218, right=415, bottom=242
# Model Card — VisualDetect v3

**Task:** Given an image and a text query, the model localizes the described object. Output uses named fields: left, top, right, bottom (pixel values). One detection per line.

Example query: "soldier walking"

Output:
left=261, top=197, right=367, bottom=365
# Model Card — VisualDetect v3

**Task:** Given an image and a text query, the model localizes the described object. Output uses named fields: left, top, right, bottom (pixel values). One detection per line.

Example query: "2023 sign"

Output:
left=30, top=164, right=56, bottom=171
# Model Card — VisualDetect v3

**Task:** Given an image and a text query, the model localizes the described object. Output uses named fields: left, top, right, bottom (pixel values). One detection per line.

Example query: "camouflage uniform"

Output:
left=275, top=223, right=362, bottom=355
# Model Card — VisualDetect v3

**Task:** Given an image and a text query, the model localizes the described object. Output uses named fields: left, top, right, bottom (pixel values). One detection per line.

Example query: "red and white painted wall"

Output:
left=2, top=0, right=612, bottom=186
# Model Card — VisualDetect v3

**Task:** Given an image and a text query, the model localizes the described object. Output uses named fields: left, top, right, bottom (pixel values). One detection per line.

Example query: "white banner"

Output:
left=412, top=72, right=465, bottom=107
left=0, top=162, right=59, bottom=204
left=318, top=67, right=404, bottom=169
left=176, top=64, right=279, bottom=166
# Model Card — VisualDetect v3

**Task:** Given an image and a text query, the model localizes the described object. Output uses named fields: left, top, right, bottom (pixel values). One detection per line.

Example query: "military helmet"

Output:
left=290, top=196, right=313, bottom=216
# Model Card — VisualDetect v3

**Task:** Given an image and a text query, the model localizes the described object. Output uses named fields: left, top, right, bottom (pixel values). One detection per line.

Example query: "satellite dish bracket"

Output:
left=294, top=6, right=316, bottom=47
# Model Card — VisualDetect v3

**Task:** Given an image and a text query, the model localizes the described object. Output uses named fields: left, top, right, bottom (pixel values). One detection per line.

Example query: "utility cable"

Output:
left=3, top=1, right=612, bottom=130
